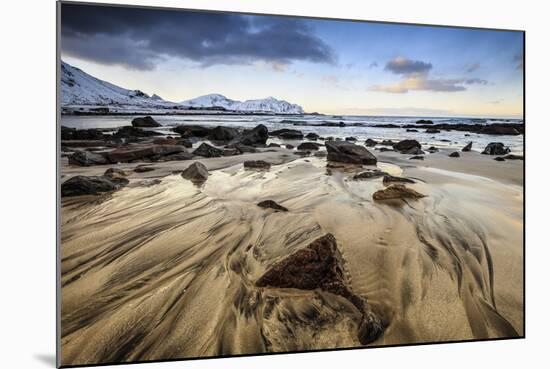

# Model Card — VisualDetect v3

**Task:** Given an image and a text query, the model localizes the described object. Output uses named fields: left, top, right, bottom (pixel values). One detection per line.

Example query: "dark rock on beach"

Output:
left=495, top=154, right=524, bottom=161
left=61, top=126, right=105, bottom=141
left=373, top=184, right=426, bottom=201
left=134, top=165, right=156, bottom=173
left=427, top=146, right=439, bottom=153
left=449, top=151, right=460, bottom=158
left=68, top=150, right=109, bottom=166
left=393, top=139, right=421, bottom=152
left=235, top=124, right=269, bottom=146
left=345, top=136, right=357, bottom=142
left=462, top=141, right=473, bottom=152
left=177, top=138, right=193, bottom=148
left=104, top=167, right=128, bottom=182
left=416, top=119, right=434, bottom=124
left=244, top=160, right=271, bottom=170
left=482, top=142, right=511, bottom=155
left=257, top=200, right=288, bottom=212
left=108, top=145, right=184, bottom=163
left=181, top=162, right=209, bottom=183
left=305, top=132, right=319, bottom=140
left=256, top=233, right=384, bottom=345
left=326, top=141, right=377, bottom=165
left=192, top=143, right=224, bottom=158
left=297, top=142, right=320, bottom=151
left=426, top=128, right=440, bottom=134
left=210, top=126, right=239, bottom=142
left=61, top=175, right=128, bottom=197
left=173, top=125, right=212, bottom=138
left=365, top=139, right=378, bottom=147
left=131, top=116, right=161, bottom=128
left=270, top=128, right=304, bottom=140
left=113, top=126, right=162, bottom=139
left=409, top=155, right=424, bottom=160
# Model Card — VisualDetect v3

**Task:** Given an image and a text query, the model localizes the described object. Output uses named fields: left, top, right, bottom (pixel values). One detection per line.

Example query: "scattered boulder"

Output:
left=297, top=142, right=320, bottom=151
left=482, top=142, right=511, bottom=155
left=181, top=162, right=209, bottom=183
left=494, top=157, right=506, bottom=161
left=373, top=184, right=426, bottom=201
left=326, top=141, right=377, bottom=165
left=406, top=129, right=418, bottom=132
left=113, top=126, right=162, bottom=139
left=353, top=169, right=386, bottom=180
left=68, top=150, right=109, bottom=166
left=503, top=154, right=524, bottom=160
left=236, top=124, right=269, bottom=145
left=244, top=160, right=271, bottom=170
left=409, top=155, right=424, bottom=160
left=61, top=175, right=128, bottom=197
left=393, top=139, right=421, bottom=152
left=256, top=233, right=383, bottom=345
left=131, top=116, right=161, bottom=128
left=402, top=147, right=424, bottom=155
left=305, top=132, right=319, bottom=140
left=268, top=143, right=281, bottom=147
left=365, top=139, right=378, bottom=147
left=162, top=152, right=194, bottom=161
left=345, top=136, right=357, bottom=142
left=382, top=175, right=415, bottom=184
left=427, top=146, right=439, bottom=153
left=192, top=143, right=224, bottom=158
left=222, top=148, right=241, bottom=156
left=257, top=200, right=288, bottom=212
left=270, top=128, right=304, bottom=140
left=209, top=126, right=239, bottom=141
left=462, top=141, right=473, bottom=152
left=61, top=127, right=105, bottom=141
left=108, top=145, right=184, bottom=163
left=426, top=128, right=440, bottom=134
left=285, top=144, right=295, bottom=149
left=449, top=151, right=460, bottom=158
left=380, top=140, right=394, bottom=146
left=377, top=147, right=394, bottom=152
left=173, top=125, right=212, bottom=138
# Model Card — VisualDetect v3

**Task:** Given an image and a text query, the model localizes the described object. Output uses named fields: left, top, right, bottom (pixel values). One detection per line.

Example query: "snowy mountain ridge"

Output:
left=61, top=61, right=305, bottom=114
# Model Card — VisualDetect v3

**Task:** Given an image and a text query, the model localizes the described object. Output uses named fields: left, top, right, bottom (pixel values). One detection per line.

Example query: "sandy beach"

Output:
left=59, top=123, right=523, bottom=366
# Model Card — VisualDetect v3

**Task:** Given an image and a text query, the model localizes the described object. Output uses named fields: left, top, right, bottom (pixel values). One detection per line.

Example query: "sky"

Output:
left=60, top=3, right=524, bottom=118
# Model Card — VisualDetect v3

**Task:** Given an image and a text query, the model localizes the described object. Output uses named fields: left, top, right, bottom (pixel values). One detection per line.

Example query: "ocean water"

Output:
left=60, top=114, right=524, bottom=154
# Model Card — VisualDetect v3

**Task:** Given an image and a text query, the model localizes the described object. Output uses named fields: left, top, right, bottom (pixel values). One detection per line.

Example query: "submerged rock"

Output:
left=257, top=200, right=288, bottom=212
left=61, top=175, right=128, bottom=197
left=192, top=143, right=224, bottom=158
left=256, top=233, right=384, bottom=345
left=181, top=162, right=209, bottom=183
left=326, top=141, right=377, bottom=165
left=244, top=160, right=271, bottom=170
left=68, top=150, right=109, bottom=166
left=373, top=184, right=426, bottom=201
left=131, top=116, right=161, bottom=128
left=482, top=142, right=511, bottom=155
left=462, top=141, right=473, bottom=152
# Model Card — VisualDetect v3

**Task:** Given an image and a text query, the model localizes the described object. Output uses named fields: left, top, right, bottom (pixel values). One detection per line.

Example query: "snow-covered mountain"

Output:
left=61, top=61, right=305, bottom=114
left=181, top=94, right=304, bottom=114
left=60, top=61, right=175, bottom=108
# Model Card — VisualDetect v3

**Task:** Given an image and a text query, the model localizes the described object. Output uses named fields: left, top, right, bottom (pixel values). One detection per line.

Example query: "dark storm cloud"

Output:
left=61, top=4, right=336, bottom=70
left=384, top=57, right=432, bottom=75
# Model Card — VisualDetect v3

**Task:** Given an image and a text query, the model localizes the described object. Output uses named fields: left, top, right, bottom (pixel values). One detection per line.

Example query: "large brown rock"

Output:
left=181, top=162, right=209, bottom=183
left=256, top=234, right=383, bottom=344
left=257, top=200, right=288, bottom=212
left=244, top=160, right=271, bottom=170
left=209, top=126, right=239, bottom=141
left=235, top=124, right=269, bottom=146
left=326, top=141, right=377, bottom=165
left=173, top=125, right=212, bottom=138
left=373, top=184, right=426, bottom=201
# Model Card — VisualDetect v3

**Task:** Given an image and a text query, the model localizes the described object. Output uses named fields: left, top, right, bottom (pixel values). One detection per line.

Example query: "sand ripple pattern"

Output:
left=60, top=158, right=523, bottom=366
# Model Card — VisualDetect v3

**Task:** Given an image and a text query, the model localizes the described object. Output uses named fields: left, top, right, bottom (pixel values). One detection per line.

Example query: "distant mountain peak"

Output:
left=61, top=61, right=304, bottom=114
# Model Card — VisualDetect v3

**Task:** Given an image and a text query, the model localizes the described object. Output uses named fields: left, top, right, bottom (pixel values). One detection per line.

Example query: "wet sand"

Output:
left=60, top=148, right=523, bottom=366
